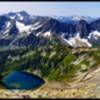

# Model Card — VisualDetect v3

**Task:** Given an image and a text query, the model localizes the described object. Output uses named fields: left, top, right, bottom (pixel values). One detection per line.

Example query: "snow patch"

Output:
left=3, top=22, right=11, bottom=35
left=9, top=16, right=16, bottom=20
left=17, top=14, right=23, bottom=20
left=30, top=24, right=42, bottom=31
left=88, top=30, right=100, bottom=40
left=43, top=31, right=51, bottom=37
left=32, top=22, right=40, bottom=27
left=36, top=32, right=41, bottom=37
left=16, top=21, right=31, bottom=34
left=6, top=22, right=11, bottom=28
left=62, top=33, right=92, bottom=48
left=36, top=31, right=52, bottom=37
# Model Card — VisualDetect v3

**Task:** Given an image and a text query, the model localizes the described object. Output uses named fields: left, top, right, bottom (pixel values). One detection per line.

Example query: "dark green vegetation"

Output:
left=0, top=38, right=100, bottom=82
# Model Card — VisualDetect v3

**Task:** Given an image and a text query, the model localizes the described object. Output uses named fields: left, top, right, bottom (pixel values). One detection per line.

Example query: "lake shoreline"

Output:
left=0, top=81, right=98, bottom=99
left=0, top=67, right=100, bottom=98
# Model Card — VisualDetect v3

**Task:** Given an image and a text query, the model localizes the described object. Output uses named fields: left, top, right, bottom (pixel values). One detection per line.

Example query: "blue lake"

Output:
left=2, top=71, right=45, bottom=90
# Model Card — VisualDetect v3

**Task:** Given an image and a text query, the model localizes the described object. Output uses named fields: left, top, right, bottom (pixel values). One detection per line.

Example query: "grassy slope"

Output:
left=0, top=38, right=100, bottom=83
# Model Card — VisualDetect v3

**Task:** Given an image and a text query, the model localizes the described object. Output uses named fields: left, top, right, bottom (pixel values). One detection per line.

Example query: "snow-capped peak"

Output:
left=71, top=15, right=95, bottom=23
left=16, top=13, right=24, bottom=20
left=5, top=11, right=30, bottom=21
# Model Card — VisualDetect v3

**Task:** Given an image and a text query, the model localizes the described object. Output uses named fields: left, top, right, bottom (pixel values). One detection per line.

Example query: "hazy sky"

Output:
left=0, top=2, right=100, bottom=17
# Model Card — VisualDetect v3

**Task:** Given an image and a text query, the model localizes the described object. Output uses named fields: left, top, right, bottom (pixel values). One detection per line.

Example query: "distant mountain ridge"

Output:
left=0, top=11, right=100, bottom=48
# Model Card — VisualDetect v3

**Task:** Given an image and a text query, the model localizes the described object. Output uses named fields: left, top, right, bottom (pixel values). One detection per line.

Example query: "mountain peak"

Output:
left=18, top=11, right=30, bottom=17
left=5, top=11, right=30, bottom=18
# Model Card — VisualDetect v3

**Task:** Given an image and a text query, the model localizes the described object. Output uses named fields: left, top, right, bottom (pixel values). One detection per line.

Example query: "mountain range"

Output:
left=0, top=11, right=100, bottom=48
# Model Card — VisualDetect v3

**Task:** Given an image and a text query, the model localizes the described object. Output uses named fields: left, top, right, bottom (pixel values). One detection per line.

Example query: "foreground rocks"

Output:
left=0, top=83, right=97, bottom=99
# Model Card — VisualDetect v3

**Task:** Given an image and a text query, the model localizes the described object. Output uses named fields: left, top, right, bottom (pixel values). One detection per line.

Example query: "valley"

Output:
left=0, top=11, right=99, bottom=98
